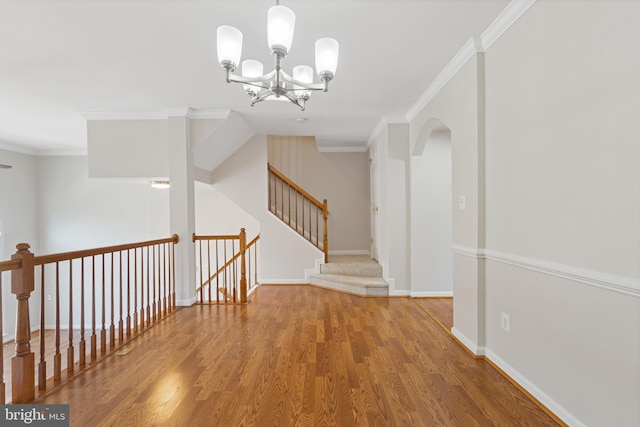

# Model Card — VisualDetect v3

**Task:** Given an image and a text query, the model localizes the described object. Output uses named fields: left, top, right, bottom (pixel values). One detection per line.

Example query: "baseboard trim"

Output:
left=484, top=349, right=581, bottom=427
left=176, top=296, right=197, bottom=307
left=451, top=327, right=485, bottom=357
left=260, top=280, right=309, bottom=285
left=411, top=291, right=453, bottom=297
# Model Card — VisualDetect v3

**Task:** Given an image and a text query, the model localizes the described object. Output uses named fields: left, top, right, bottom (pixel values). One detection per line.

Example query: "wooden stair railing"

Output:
left=267, top=163, right=329, bottom=263
left=193, top=229, right=259, bottom=304
left=0, top=234, right=179, bottom=404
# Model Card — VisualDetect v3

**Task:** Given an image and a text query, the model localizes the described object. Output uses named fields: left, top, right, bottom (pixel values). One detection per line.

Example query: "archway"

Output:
left=410, top=119, right=453, bottom=299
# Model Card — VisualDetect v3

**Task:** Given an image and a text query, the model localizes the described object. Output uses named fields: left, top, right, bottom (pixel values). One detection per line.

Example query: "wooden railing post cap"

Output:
left=11, top=242, right=35, bottom=295
left=15, top=243, right=31, bottom=252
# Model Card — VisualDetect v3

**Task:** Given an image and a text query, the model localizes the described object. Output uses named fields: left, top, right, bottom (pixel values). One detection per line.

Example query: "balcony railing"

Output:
left=0, top=234, right=179, bottom=403
left=193, top=229, right=259, bottom=304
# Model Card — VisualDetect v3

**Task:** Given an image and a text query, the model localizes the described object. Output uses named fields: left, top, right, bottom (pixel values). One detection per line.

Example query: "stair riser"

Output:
left=320, top=264, right=382, bottom=277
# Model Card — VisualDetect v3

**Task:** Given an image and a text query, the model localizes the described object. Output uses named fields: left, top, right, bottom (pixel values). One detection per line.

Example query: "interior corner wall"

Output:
left=212, top=134, right=322, bottom=282
left=385, top=124, right=411, bottom=294
left=482, top=2, right=640, bottom=426
left=410, top=56, right=484, bottom=346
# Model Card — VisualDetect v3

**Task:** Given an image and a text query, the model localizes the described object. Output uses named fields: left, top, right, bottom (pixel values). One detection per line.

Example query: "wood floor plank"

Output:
left=34, top=285, right=562, bottom=426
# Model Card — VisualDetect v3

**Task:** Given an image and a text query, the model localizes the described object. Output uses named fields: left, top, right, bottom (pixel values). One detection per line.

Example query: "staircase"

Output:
left=309, top=255, right=389, bottom=296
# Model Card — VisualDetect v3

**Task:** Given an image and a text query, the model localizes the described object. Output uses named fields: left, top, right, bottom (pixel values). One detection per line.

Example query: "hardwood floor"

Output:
left=413, top=297, right=454, bottom=331
left=35, top=285, right=560, bottom=426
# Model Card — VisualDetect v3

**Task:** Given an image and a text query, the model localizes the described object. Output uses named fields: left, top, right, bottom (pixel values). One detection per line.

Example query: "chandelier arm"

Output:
left=278, top=71, right=327, bottom=91
left=227, top=69, right=276, bottom=85
left=250, top=91, right=274, bottom=106
left=281, top=91, right=305, bottom=110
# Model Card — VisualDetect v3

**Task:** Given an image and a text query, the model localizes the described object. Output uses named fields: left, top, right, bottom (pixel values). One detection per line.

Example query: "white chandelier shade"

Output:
left=216, top=25, right=243, bottom=69
left=267, top=5, right=296, bottom=55
left=216, top=1, right=339, bottom=111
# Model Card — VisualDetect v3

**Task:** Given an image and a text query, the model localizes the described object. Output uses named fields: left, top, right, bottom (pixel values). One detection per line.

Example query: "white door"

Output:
left=369, top=146, right=379, bottom=260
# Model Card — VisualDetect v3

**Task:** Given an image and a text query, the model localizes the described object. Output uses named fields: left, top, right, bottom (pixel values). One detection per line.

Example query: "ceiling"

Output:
left=0, top=0, right=510, bottom=154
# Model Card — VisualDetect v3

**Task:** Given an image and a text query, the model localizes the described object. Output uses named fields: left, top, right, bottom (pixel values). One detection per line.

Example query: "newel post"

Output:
left=11, top=243, right=35, bottom=403
left=239, top=228, right=247, bottom=303
left=322, top=199, right=329, bottom=263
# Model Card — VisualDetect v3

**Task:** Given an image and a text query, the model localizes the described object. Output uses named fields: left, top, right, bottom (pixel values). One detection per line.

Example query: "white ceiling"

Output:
left=0, top=0, right=510, bottom=154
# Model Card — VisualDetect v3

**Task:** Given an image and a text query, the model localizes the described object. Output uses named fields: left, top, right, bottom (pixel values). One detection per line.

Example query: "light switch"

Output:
left=459, top=195, right=466, bottom=210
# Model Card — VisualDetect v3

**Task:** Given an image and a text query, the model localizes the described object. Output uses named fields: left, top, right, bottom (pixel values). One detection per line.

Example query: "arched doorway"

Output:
left=410, top=119, right=453, bottom=296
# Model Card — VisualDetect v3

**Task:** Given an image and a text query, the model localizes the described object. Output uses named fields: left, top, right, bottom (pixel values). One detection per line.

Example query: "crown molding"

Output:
left=366, top=117, right=388, bottom=148
left=81, top=111, right=168, bottom=121
left=405, top=0, right=537, bottom=122
left=316, top=145, right=368, bottom=153
left=0, top=142, right=38, bottom=155
left=187, top=108, right=230, bottom=120
left=81, top=108, right=231, bottom=121
left=481, top=0, right=536, bottom=51
left=36, top=149, right=87, bottom=156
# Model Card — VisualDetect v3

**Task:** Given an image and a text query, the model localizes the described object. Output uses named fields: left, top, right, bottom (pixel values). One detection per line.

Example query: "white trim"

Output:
left=451, top=245, right=640, bottom=297
left=405, top=37, right=480, bottom=122
left=404, top=0, right=537, bottom=123
left=0, top=142, right=38, bottom=155
left=316, top=145, right=368, bottom=153
left=81, top=108, right=232, bottom=121
left=411, top=291, right=453, bottom=297
left=187, top=108, right=231, bottom=120
left=451, top=327, right=485, bottom=356
left=81, top=111, right=169, bottom=121
left=451, top=244, right=485, bottom=258
left=484, top=348, right=587, bottom=427
left=176, top=296, right=197, bottom=306
left=480, top=0, right=537, bottom=51
left=389, top=289, right=411, bottom=297
left=366, top=117, right=388, bottom=148
left=260, top=279, right=310, bottom=285
left=37, top=149, right=88, bottom=156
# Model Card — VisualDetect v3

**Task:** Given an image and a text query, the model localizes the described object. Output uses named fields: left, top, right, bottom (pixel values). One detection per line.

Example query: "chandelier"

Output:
left=216, top=1, right=339, bottom=111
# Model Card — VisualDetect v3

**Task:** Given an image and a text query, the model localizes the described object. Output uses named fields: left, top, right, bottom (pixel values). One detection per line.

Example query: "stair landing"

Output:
left=309, top=255, right=388, bottom=296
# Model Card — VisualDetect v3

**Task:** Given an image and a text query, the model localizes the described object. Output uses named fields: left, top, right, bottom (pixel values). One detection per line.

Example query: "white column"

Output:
left=168, top=114, right=196, bottom=305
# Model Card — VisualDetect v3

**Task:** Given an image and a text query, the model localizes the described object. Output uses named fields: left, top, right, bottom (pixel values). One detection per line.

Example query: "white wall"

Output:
left=0, top=149, right=40, bottom=341
left=36, top=155, right=171, bottom=328
left=195, top=181, right=259, bottom=239
left=87, top=119, right=169, bottom=179
left=37, top=156, right=170, bottom=252
left=410, top=56, right=485, bottom=346
left=404, top=1, right=640, bottom=425
left=481, top=2, right=640, bottom=425
left=411, top=130, right=453, bottom=296
left=212, top=134, right=322, bottom=282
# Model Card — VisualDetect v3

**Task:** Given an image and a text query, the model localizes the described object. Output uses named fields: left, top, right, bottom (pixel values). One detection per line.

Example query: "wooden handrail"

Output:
left=0, top=259, right=23, bottom=272
left=268, top=163, right=329, bottom=263
left=193, top=230, right=259, bottom=304
left=34, top=235, right=180, bottom=266
left=196, top=234, right=260, bottom=293
left=1, top=235, right=180, bottom=404
left=268, top=163, right=324, bottom=209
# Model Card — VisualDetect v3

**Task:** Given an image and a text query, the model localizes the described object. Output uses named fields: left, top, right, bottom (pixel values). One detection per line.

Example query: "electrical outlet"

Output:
left=501, top=312, right=510, bottom=332
left=47, top=294, right=52, bottom=301
left=458, top=195, right=466, bottom=210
